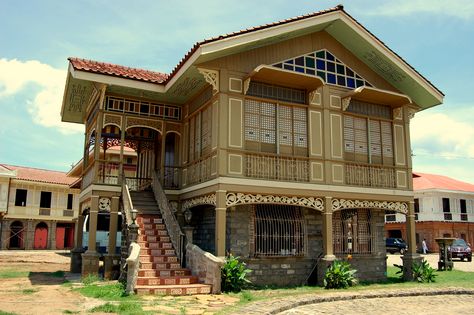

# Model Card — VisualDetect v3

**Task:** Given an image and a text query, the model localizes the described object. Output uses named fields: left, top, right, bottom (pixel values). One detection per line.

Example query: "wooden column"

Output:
left=215, top=190, right=227, bottom=257
left=406, top=201, right=417, bottom=255
left=119, top=122, right=126, bottom=185
left=86, top=196, right=99, bottom=253
left=322, top=196, right=335, bottom=260
left=107, top=197, right=119, bottom=254
left=74, top=214, right=85, bottom=249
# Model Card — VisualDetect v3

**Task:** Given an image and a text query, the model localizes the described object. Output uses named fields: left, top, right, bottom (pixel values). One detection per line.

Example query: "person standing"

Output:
left=422, top=239, right=428, bottom=254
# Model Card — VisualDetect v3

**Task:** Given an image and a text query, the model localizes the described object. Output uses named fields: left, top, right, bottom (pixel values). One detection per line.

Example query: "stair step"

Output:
left=137, top=276, right=198, bottom=286
left=143, top=229, right=168, bottom=236
left=139, top=255, right=179, bottom=263
left=140, top=248, right=176, bottom=256
left=135, top=283, right=212, bottom=296
left=139, top=223, right=166, bottom=230
left=140, top=262, right=182, bottom=269
left=138, top=241, right=173, bottom=250
left=137, top=217, right=163, bottom=224
left=138, top=269, right=191, bottom=277
left=138, top=235, right=170, bottom=242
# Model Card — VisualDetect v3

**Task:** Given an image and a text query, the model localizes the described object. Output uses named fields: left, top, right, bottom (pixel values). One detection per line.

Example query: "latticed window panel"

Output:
left=333, top=209, right=373, bottom=254
left=272, top=49, right=372, bottom=89
left=201, top=106, right=212, bottom=154
left=381, top=121, right=393, bottom=158
left=106, top=96, right=181, bottom=120
left=244, top=99, right=308, bottom=153
left=189, top=117, right=195, bottom=162
left=253, top=204, right=306, bottom=257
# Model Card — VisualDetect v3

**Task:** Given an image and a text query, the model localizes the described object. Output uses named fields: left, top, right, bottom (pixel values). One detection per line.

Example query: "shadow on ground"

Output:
left=28, top=271, right=66, bottom=285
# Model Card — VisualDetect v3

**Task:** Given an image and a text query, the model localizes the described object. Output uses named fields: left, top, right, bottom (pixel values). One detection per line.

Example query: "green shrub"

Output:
left=221, top=254, right=252, bottom=293
left=412, top=260, right=437, bottom=283
left=323, top=260, right=358, bottom=289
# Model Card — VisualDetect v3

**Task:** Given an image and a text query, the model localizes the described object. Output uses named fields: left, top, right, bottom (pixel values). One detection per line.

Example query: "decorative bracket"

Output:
left=341, top=97, right=351, bottom=111
left=407, top=107, right=416, bottom=120
left=243, top=78, right=251, bottom=95
left=182, top=194, right=217, bottom=212
left=393, top=107, right=403, bottom=120
left=197, top=68, right=219, bottom=94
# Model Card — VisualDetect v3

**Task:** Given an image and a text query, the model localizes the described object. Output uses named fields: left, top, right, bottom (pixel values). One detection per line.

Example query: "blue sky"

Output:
left=1, top=0, right=473, bottom=183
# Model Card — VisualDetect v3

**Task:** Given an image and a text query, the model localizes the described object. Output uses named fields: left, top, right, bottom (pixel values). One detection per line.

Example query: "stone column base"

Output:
left=70, top=247, right=85, bottom=273
left=317, top=255, right=336, bottom=286
left=402, top=253, right=423, bottom=281
left=104, top=254, right=121, bottom=280
left=81, top=252, right=100, bottom=277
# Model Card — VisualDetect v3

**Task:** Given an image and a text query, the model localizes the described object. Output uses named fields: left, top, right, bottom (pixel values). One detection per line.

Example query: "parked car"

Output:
left=386, top=238, right=408, bottom=254
left=449, top=239, right=472, bottom=262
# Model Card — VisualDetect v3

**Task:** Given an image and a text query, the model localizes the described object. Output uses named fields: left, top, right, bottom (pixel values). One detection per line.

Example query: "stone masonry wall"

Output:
left=192, top=205, right=215, bottom=254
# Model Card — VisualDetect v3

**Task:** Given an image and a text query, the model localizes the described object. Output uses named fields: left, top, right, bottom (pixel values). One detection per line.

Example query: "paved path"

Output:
left=279, top=294, right=474, bottom=315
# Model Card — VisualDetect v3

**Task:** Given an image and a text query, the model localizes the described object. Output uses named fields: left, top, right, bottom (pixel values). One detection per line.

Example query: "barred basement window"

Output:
left=253, top=204, right=306, bottom=257
left=333, top=209, right=373, bottom=254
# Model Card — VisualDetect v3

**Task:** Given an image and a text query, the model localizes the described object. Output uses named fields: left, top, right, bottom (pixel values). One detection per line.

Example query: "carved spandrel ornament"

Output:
left=103, top=114, right=122, bottom=128
left=126, top=117, right=162, bottom=133
left=182, top=194, right=217, bottom=212
left=332, top=198, right=408, bottom=214
left=68, top=84, right=88, bottom=113
left=226, top=192, right=324, bottom=212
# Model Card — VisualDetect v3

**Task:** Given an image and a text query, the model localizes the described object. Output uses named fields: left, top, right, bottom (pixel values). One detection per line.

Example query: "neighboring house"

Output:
left=60, top=5, right=443, bottom=287
left=0, top=164, right=80, bottom=250
left=385, top=173, right=474, bottom=252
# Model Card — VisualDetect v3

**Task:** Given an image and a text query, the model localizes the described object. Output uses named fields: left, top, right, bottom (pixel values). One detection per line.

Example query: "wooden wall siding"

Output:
left=309, top=110, right=323, bottom=157
left=330, top=114, right=343, bottom=159
left=397, top=170, right=407, bottom=188
left=199, top=31, right=397, bottom=94
left=311, top=162, right=324, bottom=181
left=211, top=101, right=218, bottom=150
left=394, top=124, right=406, bottom=166
left=228, top=98, right=243, bottom=148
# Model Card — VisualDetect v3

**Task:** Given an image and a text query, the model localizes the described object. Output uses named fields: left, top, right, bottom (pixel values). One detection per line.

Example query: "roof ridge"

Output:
left=3, top=163, right=68, bottom=174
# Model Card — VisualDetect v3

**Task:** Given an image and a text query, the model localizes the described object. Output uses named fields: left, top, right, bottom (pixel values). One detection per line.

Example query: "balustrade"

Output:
left=345, top=163, right=396, bottom=188
left=245, top=153, right=310, bottom=182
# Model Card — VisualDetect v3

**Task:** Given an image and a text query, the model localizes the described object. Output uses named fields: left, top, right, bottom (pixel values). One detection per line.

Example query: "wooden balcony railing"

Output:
left=345, top=163, right=396, bottom=188
left=245, top=153, right=310, bottom=182
left=185, top=153, right=216, bottom=186
left=163, top=166, right=181, bottom=189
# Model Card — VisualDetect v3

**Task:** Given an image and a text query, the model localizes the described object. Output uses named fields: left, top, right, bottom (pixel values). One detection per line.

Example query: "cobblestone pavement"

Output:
left=279, top=294, right=474, bottom=315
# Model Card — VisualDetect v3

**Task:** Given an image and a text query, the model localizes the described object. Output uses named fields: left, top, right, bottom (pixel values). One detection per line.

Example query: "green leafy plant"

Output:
left=221, top=254, right=252, bottom=293
left=412, top=260, right=437, bottom=283
left=323, top=260, right=358, bottom=289
left=394, top=263, right=405, bottom=280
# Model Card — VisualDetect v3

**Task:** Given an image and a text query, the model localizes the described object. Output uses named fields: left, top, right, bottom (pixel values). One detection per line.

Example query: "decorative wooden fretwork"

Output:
left=182, top=194, right=217, bottom=212
left=332, top=198, right=408, bottom=214
left=126, top=117, right=163, bottom=133
left=247, top=81, right=306, bottom=104
left=103, top=114, right=122, bottom=129
left=106, top=96, right=181, bottom=121
left=407, top=107, right=416, bottom=120
left=197, top=68, right=219, bottom=94
left=363, top=50, right=406, bottom=83
left=226, top=192, right=324, bottom=211
left=273, top=49, right=372, bottom=89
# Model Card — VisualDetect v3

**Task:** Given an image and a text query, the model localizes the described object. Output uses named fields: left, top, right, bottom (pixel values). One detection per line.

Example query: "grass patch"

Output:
left=76, top=282, right=130, bottom=300
left=89, top=302, right=147, bottom=314
left=0, top=270, right=29, bottom=279
left=81, top=274, right=100, bottom=285
left=0, top=311, right=17, bottom=315
left=22, top=288, right=38, bottom=295
left=51, top=270, right=65, bottom=278
left=62, top=311, right=79, bottom=314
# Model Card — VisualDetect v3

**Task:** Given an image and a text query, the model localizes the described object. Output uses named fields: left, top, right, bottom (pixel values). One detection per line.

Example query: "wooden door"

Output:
left=34, top=224, right=48, bottom=249
left=56, top=226, right=65, bottom=249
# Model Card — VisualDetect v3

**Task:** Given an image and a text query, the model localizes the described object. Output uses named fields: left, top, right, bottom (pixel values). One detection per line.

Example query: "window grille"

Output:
left=247, top=81, right=306, bottom=104
left=272, top=49, right=372, bottom=89
left=333, top=209, right=373, bottom=254
left=253, top=204, right=306, bottom=257
left=346, top=100, right=392, bottom=120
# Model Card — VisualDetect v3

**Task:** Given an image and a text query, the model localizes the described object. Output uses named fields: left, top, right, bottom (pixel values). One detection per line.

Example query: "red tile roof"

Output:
left=68, top=57, right=168, bottom=84
left=68, top=4, right=443, bottom=97
left=1, top=164, right=79, bottom=186
left=413, top=172, right=474, bottom=193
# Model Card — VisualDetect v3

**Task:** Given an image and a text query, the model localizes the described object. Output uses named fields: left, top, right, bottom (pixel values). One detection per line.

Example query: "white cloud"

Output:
left=0, top=58, right=82, bottom=134
left=411, top=111, right=474, bottom=158
left=363, top=0, right=474, bottom=19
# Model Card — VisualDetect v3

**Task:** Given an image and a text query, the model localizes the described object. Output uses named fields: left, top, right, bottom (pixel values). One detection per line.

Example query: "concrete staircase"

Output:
left=130, top=191, right=212, bottom=295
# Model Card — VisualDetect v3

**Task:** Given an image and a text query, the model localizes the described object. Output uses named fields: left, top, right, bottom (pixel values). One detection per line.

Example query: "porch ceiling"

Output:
left=246, top=65, right=325, bottom=91
left=341, top=86, right=412, bottom=108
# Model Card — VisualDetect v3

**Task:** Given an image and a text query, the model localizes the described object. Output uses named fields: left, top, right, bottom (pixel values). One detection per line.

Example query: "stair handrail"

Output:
left=151, top=170, right=186, bottom=267
left=122, top=182, right=134, bottom=226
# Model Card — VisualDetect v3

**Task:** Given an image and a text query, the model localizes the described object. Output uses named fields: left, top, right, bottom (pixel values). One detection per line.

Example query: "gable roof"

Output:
left=413, top=172, right=474, bottom=193
left=66, top=4, right=443, bottom=109
left=1, top=164, right=78, bottom=186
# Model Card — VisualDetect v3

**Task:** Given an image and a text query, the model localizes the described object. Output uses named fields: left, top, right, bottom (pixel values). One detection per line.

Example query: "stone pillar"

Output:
left=82, top=196, right=100, bottom=276
left=70, top=214, right=85, bottom=273
left=183, top=226, right=194, bottom=244
left=0, top=219, right=9, bottom=249
left=403, top=201, right=422, bottom=281
left=318, top=196, right=336, bottom=285
left=215, top=190, right=227, bottom=257
left=25, top=219, right=34, bottom=250
left=49, top=220, right=57, bottom=250
left=104, top=197, right=120, bottom=280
